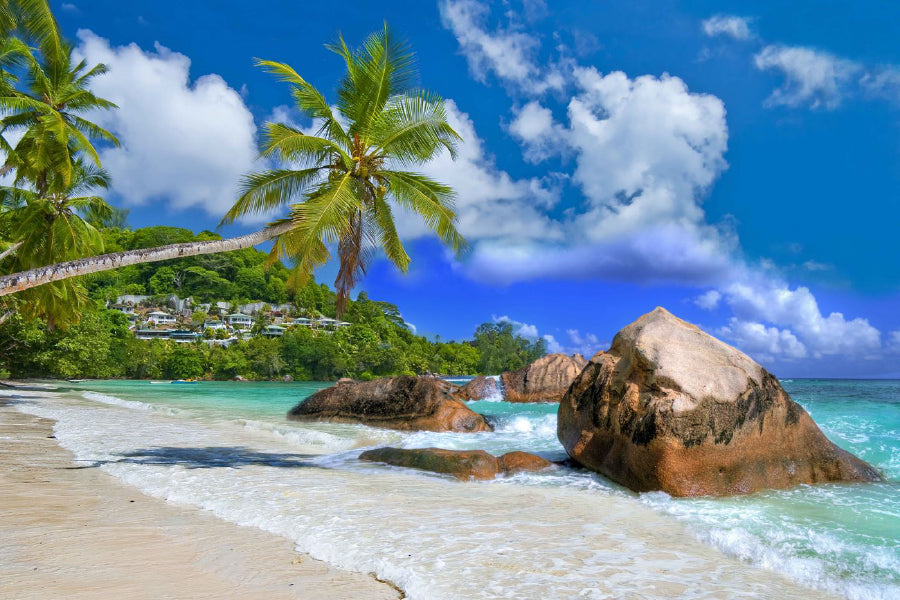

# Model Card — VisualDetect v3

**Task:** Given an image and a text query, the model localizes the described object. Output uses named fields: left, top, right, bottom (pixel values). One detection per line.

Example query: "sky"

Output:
left=50, top=0, right=900, bottom=377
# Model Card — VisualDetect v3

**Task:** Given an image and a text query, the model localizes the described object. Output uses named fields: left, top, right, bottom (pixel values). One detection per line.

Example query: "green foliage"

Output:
left=0, top=3, right=119, bottom=328
left=0, top=296, right=547, bottom=381
left=222, top=26, right=464, bottom=316
left=473, top=322, right=546, bottom=374
left=162, top=345, right=204, bottom=380
left=82, top=225, right=304, bottom=306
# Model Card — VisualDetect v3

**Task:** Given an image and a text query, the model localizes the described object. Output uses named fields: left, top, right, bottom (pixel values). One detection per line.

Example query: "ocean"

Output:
left=14, top=378, right=900, bottom=599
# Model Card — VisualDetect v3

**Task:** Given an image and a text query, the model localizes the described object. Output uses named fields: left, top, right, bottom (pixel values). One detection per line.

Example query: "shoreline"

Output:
left=0, top=391, right=401, bottom=600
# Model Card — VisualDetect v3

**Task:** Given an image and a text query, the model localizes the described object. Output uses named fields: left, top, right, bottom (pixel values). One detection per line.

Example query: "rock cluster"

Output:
left=501, top=353, right=587, bottom=403
left=557, top=307, right=881, bottom=497
left=288, top=376, right=493, bottom=433
left=358, top=447, right=551, bottom=480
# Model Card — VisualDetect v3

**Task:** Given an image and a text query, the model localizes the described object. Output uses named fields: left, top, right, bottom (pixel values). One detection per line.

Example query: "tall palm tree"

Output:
left=0, top=27, right=466, bottom=307
left=221, top=25, right=465, bottom=316
left=0, top=158, right=112, bottom=327
left=0, top=43, right=119, bottom=193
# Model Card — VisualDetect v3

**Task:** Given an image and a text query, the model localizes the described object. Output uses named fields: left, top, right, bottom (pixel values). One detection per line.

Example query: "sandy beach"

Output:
left=2, top=382, right=879, bottom=599
left=0, top=390, right=400, bottom=600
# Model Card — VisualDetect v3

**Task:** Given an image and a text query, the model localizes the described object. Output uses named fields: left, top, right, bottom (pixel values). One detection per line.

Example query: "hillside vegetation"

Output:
left=0, top=226, right=545, bottom=381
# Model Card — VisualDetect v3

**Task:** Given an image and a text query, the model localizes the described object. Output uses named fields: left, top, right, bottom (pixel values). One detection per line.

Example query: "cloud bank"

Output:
left=433, top=0, right=886, bottom=365
left=73, top=30, right=259, bottom=216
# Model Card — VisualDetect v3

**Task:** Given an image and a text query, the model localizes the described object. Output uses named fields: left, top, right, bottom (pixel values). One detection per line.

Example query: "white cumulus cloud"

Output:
left=72, top=30, right=259, bottom=217
left=888, top=330, right=900, bottom=354
left=438, top=0, right=565, bottom=93
left=694, top=290, right=722, bottom=310
left=702, top=15, right=755, bottom=40
left=397, top=100, right=563, bottom=245
left=719, top=319, right=807, bottom=362
left=434, top=0, right=888, bottom=364
left=492, top=315, right=539, bottom=339
left=721, top=278, right=881, bottom=358
left=754, top=45, right=861, bottom=109
left=543, top=329, right=605, bottom=357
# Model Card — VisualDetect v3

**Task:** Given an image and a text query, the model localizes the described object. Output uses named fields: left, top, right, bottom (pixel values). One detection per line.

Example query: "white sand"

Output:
left=0, top=394, right=401, bottom=600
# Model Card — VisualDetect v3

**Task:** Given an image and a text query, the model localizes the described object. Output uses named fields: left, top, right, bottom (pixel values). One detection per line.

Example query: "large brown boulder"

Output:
left=558, top=307, right=881, bottom=497
left=358, top=447, right=551, bottom=480
left=455, top=376, right=499, bottom=401
left=501, top=353, right=588, bottom=403
left=288, top=376, right=492, bottom=433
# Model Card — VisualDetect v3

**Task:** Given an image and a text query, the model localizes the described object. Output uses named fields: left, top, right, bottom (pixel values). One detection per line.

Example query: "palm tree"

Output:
left=0, top=43, right=119, bottom=193
left=221, top=25, right=465, bottom=316
left=0, top=0, right=62, bottom=62
left=0, top=158, right=112, bottom=327
left=0, top=27, right=466, bottom=309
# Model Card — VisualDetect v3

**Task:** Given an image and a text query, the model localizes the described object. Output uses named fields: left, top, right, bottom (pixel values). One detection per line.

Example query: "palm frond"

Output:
left=16, top=0, right=63, bottom=64
left=371, top=91, right=461, bottom=162
left=370, top=189, right=410, bottom=272
left=260, top=122, right=351, bottom=168
left=383, top=169, right=465, bottom=252
left=254, top=58, right=351, bottom=149
left=289, top=171, right=362, bottom=246
left=220, top=167, right=324, bottom=225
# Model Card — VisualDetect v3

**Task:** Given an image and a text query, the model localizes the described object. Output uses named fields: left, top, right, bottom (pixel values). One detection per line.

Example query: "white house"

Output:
left=135, top=329, right=172, bottom=340
left=225, top=313, right=253, bottom=329
left=146, top=311, right=176, bottom=326
left=169, top=330, right=201, bottom=343
left=261, top=325, right=286, bottom=337
left=316, top=316, right=351, bottom=329
left=203, top=320, right=227, bottom=330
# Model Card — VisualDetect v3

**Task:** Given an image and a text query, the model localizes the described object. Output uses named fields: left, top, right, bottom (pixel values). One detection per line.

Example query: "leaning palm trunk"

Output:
left=0, top=221, right=294, bottom=296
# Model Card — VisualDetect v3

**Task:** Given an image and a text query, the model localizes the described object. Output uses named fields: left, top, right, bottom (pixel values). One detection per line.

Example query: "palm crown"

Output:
left=222, top=25, right=465, bottom=316
left=0, top=44, right=119, bottom=194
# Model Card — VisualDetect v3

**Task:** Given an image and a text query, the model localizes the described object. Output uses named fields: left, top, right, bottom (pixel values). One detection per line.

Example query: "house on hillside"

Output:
left=225, top=313, right=253, bottom=329
left=135, top=329, right=172, bottom=340
left=146, top=311, right=176, bottom=326
left=203, top=320, right=227, bottom=330
left=261, top=325, right=286, bottom=337
left=116, top=294, right=151, bottom=306
left=316, top=316, right=351, bottom=330
left=204, top=337, right=238, bottom=347
left=169, top=330, right=201, bottom=343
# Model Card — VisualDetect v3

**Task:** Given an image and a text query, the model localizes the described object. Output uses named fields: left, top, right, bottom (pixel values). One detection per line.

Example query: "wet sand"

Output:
left=0, top=392, right=400, bottom=600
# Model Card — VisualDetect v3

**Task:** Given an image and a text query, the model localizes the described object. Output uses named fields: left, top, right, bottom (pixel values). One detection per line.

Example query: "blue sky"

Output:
left=53, top=1, right=900, bottom=377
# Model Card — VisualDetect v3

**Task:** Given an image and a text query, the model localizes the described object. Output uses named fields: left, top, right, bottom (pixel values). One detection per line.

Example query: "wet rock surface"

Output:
left=288, top=376, right=493, bottom=433
left=358, top=447, right=551, bottom=480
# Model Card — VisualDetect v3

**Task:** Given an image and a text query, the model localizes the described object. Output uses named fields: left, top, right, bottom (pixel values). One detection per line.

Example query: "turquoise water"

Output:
left=28, top=378, right=900, bottom=599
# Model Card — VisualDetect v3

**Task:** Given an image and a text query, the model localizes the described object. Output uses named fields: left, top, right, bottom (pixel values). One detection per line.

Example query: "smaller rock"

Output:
left=358, top=447, right=551, bottom=480
left=282, top=374, right=294, bottom=382
left=234, top=375, right=247, bottom=382
left=501, top=353, right=588, bottom=403
left=336, top=377, right=354, bottom=385
left=455, top=376, right=499, bottom=401
left=497, top=451, right=551, bottom=474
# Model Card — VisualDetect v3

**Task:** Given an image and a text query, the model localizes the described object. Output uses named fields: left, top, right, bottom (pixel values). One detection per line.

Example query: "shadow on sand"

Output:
left=72, top=445, right=322, bottom=470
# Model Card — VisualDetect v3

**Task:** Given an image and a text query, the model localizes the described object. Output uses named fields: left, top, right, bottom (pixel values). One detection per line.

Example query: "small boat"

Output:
left=171, top=379, right=200, bottom=384
left=148, top=381, right=170, bottom=384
